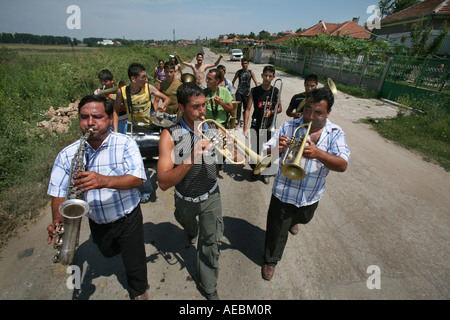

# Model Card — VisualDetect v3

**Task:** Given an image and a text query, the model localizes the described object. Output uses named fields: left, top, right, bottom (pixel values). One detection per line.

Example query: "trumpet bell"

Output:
left=253, top=154, right=271, bottom=175
left=59, top=199, right=89, bottom=219
left=281, top=163, right=306, bottom=181
left=181, top=73, right=196, bottom=83
left=326, top=78, right=338, bottom=96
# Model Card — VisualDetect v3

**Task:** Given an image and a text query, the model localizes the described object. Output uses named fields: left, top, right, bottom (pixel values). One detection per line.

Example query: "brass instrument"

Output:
left=198, top=118, right=271, bottom=174
left=281, top=122, right=312, bottom=181
left=53, top=128, right=93, bottom=265
left=260, top=78, right=282, bottom=132
left=181, top=73, right=196, bottom=83
left=97, top=80, right=127, bottom=95
left=296, top=78, right=338, bottom=112
left=260, top=96, right=270, bottom=129
left=227, top=101, right=239, bottom=129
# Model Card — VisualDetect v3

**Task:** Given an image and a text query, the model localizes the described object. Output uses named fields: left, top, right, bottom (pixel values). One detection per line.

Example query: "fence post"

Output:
left=359, top=56, right=369, bottom=86
left=378, top=57, right=393, bottom=92
left=337, top=56, right=344, bottom=82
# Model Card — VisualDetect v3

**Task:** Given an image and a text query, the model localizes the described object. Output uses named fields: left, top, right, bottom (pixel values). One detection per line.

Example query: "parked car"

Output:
left=229, top=49, right=243, bottom=61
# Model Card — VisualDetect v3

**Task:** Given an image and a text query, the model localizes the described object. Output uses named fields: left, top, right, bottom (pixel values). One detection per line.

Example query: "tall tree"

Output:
left=378, top=0, right=422, bottom=17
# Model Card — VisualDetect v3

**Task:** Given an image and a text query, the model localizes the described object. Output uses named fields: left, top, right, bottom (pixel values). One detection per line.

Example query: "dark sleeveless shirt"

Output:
left=167, top=122, right=218, bottom=198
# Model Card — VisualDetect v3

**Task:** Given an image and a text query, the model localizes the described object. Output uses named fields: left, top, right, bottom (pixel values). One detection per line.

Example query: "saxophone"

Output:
left=53, top=128, right=93, bottom=265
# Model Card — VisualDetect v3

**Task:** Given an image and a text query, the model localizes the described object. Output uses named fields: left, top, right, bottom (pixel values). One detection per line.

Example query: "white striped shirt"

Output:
left=47, top=132, right=146, bottom=224
left=263, top=117, right=350, bottom=208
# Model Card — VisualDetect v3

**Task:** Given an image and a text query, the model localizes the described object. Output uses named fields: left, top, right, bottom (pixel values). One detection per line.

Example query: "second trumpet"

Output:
left=198, top=118, right=271, bottom=174
left=281, top=122, right=312, bottom=181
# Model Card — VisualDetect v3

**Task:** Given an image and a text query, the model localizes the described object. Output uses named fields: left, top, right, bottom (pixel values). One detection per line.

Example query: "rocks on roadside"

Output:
left=37, top=100, right=79, bottom=134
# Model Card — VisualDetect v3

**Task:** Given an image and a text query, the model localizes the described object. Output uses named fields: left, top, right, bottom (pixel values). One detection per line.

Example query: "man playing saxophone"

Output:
left=260, top=87, right=350, bottom=281
left=47, top=95, right=149, bottom=300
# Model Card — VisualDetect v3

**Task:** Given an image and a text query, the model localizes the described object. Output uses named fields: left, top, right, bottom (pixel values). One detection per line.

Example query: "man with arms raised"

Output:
left=174, top=51, right=223, bottom=89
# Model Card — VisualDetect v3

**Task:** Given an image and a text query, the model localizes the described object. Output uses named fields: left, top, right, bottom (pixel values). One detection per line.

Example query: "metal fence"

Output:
left=264, top=46, right=450, bottom=102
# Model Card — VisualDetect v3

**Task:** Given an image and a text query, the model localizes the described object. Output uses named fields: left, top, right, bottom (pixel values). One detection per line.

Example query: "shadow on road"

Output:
left=221, top=216, right=265, bottom=267
left=71, top=236, right=129, bottom=300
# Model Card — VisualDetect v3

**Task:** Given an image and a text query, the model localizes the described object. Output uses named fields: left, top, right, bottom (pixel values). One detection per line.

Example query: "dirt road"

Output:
left=0, top=48, right=448, bottom=301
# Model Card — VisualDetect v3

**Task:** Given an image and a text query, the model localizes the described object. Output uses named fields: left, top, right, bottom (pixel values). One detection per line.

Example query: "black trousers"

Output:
left=89, top=204, right=148, bottom=299
left=264, top=194, right=319, bottom=266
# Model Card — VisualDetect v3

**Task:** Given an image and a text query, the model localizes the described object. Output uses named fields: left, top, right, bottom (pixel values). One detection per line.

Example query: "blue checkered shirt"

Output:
left=47, top=132, right=146, bottom=224
left=263, top=117, right=350, bottom=208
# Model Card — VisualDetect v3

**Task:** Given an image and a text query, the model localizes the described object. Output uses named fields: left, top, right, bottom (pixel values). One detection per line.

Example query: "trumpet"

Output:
left=261, top=78, right=283, bottom=133
left=97, top=80, right=127, bottom=95
left=281, top=122, right=312, bottom=181
left=198, top=118, right=271, bottom=174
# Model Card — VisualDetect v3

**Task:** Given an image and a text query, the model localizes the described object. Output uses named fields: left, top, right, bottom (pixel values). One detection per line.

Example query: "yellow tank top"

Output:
left=159, top=79, right=182, bottom=114
left=121, top=85, right=153, bottom=125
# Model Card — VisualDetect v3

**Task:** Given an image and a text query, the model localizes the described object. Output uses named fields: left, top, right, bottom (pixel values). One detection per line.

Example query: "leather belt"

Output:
left=175, top=182, right=218, bottom=203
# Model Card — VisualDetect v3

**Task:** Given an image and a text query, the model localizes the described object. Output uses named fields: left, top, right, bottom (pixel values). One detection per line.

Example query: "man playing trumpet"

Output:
left=260, top=87, right=350, bottom=281
left=158, top=82, right=237, bottom=300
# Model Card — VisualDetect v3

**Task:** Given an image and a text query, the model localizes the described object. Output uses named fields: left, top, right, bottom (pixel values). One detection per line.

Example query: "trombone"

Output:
left=198, top=118, right=271, bottom=174
left=281, top=121, right=312, bottom=181
left=261, top=78, right=283, bottom=133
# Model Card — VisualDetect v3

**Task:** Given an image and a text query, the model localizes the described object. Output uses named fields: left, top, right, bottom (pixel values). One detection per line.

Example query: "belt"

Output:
left=175, top=182, right=218, bottom=203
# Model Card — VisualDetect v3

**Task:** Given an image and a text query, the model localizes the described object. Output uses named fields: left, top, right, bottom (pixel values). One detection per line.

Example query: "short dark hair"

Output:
left=304, top=74, right=318, bottom=84
left=263, top=65, right=275, bottom=75
left=177, top=82, right=204, bottom=107
left=306, top=87, right=334, bottom=111
left=164, top=61, right=176, bottom=70
left=217, top=64, right=226, bottom=72
left=128, top=62, right=146, bottom=79
left=98, top=69, right=114, bottom=81
left=208, top=68, right=222, bottom=81
left=197, top=52, right=204, bottom=58
left=78, top=94, right=114, bottom=116
left=241, top=57, right=249, bottom=63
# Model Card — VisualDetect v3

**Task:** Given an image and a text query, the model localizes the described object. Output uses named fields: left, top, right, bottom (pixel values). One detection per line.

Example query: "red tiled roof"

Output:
left=381, top=0, right=450, bottom=24
left=271, top=20, right=370, bottom=44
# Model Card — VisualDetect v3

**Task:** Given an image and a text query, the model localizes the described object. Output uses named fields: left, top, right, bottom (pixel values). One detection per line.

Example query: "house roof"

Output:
left=381, top=0, right=450, bottom=24
left=271, top=20, right=370, bottom=44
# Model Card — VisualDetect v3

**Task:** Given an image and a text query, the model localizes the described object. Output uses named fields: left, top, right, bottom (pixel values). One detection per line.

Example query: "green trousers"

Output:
left=174, top=190, right=223, bottom=294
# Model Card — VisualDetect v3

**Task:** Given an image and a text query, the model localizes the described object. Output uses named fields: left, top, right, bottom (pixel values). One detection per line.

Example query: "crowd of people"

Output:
left=46, top=50, right=350, bottom=300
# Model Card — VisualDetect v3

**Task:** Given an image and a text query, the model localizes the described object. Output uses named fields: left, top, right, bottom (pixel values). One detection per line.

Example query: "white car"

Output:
left=229, top=49, right=243, bottom=61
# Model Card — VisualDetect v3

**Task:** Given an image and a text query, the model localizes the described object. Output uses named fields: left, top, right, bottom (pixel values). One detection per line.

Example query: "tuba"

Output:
left=53, top=128, right=93, bottom=265
left=281, top=122, right=312, bottom=181
left=198, top=118, right=271, bottom=174
left=97, top=80, right=127, bottom=96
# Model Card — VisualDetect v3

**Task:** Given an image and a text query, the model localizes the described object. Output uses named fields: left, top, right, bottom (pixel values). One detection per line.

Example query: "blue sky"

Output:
left=0, top=0, right=382, bottom=41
